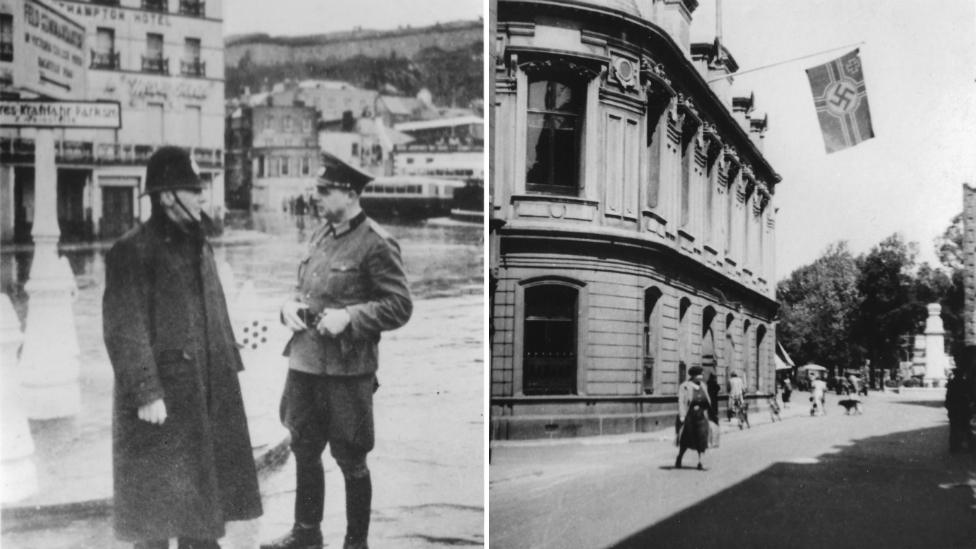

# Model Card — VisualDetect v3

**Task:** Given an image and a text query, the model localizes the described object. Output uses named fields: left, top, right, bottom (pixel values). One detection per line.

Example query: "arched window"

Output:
left=525, top=77, right=583, bottom=195
left=678, top=297, right=692, bottom=384
left=702, top=306, right=717, bottom=379
left=724, top=313, right=735, bottom=382
left=523, top=284, right=578, bottom=395
left=643, top=288, right=663, bottom=394
left=743, top=319, right=752, bottom=388
left=756, top=324, right=767, bottom=392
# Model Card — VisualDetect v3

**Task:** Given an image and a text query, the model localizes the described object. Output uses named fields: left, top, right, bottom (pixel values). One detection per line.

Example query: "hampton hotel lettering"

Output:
left=56, top=1, right=173, bottom=26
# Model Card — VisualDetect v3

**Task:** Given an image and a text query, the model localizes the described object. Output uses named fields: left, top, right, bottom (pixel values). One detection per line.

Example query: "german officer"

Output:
left=261, top=153, right=413, bottom=549
left=103, top=146, right=262, bottom=549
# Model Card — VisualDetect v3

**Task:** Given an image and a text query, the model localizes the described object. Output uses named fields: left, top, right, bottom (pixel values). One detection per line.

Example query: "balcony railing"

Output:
left=0, top=42, right=12, bottom=62
left=141, top=0, right=168, bottom=11
left=90, top=50, right=120, bottom=70
left=1, top=138, right=223, bottom=168
left=141, top=55, right=169, bottom=74
left=179, top=0, right=205, bottom=16
left=180, top=59, right=205, bottom=77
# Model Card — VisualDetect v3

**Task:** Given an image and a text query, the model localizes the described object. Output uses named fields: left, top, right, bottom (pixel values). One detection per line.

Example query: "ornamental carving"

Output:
left=610, top=55, right=639, bottom=92
left=518, top=57, right=602, bottom=81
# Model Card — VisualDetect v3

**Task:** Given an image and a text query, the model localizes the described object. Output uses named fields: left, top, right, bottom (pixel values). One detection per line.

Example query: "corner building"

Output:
left=0, top=0, right=225, bottom=242
left=490, top=0, right=782, bottom=440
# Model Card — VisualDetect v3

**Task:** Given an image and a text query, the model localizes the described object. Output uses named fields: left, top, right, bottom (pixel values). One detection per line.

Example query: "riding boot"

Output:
left=343, top=473, right=372, bottom=549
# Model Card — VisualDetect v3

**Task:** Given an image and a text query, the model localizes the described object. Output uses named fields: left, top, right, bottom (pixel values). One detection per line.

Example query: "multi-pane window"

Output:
left=525, top=77, right=583, bottom=195
left=0, top=14, right=13, bottom=62
left=523, top=284, right=578, bottom=395
left=142, top=0, right=167, bottom=11
left=143, top=33, right=166, bottom=74
left=92, top=28, right=118, bottom=69
left=181, top=38, right=203, bottom=77
left=179, top=0, right=205, bottom=16
left=280, top=157, right=290, bottom=176
left=301, top=156, right=311, bottom=176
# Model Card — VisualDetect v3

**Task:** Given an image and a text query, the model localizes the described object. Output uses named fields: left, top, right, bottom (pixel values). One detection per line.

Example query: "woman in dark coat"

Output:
left=103, top=147, right=262, bottom=548
left=675, top=366, right=712, bottom=470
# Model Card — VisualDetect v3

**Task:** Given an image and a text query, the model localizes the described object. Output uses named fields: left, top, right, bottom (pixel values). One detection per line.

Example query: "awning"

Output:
left=775, top=354, right=792, bottom=370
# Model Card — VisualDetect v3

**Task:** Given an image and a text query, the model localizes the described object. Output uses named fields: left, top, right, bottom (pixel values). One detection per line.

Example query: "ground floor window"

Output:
left=523, top=284, right=577, bottom=395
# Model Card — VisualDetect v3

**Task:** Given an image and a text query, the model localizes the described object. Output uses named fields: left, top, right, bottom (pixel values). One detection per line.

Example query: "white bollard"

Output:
left=19, top=129, right=82, bottom=419
left=1, top=294, right=39, bottom=502
left=18, top=243, right=82, bottom=419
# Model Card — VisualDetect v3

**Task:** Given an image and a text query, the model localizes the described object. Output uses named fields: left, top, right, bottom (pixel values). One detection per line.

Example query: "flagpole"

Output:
left=707, top=41, right=867, bottom=83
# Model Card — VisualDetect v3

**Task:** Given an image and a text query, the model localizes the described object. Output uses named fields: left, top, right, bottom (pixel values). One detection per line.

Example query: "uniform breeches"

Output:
left=280, top=370, right=376, bottom=525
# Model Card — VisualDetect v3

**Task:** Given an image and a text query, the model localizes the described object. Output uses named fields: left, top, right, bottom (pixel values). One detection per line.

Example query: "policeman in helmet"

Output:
left=103, top=146, right=262, bottom=548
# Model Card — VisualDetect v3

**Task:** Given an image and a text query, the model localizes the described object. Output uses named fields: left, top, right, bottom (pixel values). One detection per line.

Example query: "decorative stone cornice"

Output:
left=749, top=112, right=768, bottom=134
left=732, top=92, right=755, bottom=114
left=497, top=0, right=782, bottom=186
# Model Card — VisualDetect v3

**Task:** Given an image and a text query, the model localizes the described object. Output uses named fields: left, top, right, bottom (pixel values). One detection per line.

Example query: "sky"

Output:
left=691, top=0, right=976, bottom=278
left=223, top=0, right=483, bottom=37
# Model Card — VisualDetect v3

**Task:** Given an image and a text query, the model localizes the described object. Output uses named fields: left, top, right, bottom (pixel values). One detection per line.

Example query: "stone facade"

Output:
left=490, top=0, right=781, bottom=440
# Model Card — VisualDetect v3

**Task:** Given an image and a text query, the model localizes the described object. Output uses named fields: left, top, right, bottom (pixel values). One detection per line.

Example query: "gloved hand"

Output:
left=138, top=398, right=167, bottom=425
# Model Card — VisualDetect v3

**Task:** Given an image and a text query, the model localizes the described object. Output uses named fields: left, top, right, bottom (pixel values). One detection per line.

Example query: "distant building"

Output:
left=491, top=0, right=781, bottom=440
left=234, top=104, right=319, bottom=212
left=0, top=0, right=226, bottom=242
left=393, top=116, right=484, bottom=182
left=249, top=79, right=379, bottom=125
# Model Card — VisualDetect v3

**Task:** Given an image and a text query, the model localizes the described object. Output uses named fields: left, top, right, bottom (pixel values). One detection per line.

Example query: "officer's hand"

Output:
left=138, top=399, right=167, bottom=425
left=317, top=308, right=351, bottom=336
left=281, top=300, right=308, bottom=332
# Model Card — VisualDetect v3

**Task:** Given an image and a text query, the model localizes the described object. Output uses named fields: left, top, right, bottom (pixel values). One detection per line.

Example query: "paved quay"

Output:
left=2, top=294, right=484, bottom=548
left=490, top=390, right=976, bottom=549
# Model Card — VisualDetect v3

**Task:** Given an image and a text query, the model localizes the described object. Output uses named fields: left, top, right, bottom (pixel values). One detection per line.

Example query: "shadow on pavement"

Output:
left=610, top=425, right=976, bottom=549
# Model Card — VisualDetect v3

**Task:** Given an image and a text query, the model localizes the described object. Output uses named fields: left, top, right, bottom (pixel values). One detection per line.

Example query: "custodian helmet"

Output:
left=143, top=146, right=204, bottom=195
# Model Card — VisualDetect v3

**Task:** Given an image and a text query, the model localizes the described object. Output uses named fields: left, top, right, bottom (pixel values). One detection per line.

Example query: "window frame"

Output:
left=514, top=277, right=588, bottom=396
left=524, top=75, right=585, bottom=196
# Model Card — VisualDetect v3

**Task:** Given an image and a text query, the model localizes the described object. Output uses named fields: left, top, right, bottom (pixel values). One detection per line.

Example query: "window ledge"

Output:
left=512, top=194, right=599, bottom=222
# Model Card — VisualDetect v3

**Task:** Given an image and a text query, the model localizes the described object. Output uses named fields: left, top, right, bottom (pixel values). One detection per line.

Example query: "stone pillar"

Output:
left=923, top=303, right=949, bottom=388
left=18, top=129, right=82, bottom=419
left=1, top=294, right=38, bottom=502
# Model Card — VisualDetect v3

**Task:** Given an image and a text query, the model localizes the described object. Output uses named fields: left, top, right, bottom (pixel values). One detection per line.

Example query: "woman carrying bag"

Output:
left=675, top=366, right=715, bottom=470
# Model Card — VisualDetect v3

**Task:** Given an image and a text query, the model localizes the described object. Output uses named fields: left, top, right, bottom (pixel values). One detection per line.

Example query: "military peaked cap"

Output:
left=316, top=151, right=374, bottom=194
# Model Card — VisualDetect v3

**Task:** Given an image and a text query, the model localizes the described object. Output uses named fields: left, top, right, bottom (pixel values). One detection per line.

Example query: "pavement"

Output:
left=489, top=390, right=976, bottom=549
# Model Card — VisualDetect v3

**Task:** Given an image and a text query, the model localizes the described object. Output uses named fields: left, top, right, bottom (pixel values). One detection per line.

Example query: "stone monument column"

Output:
left=923, top=303, right=949, bottom=388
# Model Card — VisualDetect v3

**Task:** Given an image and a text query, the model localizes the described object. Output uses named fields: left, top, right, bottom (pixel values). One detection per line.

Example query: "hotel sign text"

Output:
left=0, top=100, right=122, bottom=128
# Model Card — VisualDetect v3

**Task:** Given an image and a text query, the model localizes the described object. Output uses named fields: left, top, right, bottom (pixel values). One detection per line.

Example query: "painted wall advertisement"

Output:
left=0, top=0, right=87, bottom=99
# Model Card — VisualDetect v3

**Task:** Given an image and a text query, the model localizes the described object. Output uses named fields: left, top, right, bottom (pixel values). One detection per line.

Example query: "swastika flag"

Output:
left=806, top=49, right=875, bottom=154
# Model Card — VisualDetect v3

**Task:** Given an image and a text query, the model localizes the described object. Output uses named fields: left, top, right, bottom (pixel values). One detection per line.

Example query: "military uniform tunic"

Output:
left=284, top=211, right=413, bottom=376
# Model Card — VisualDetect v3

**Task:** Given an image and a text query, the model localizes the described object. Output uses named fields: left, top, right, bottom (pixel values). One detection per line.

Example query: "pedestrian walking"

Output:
left=811, top=376, right=828, bottom=416
left=727, top=371, right=749, bottom=428
left=945, top=371, right=974, bottom=452
left=781, top=377, right=793, bottom=408
left=706, top=373, right=720, bottom=423
left=675, top=366, right=712, bottom=470
left=102, top=147, right=263, bottom=549
left=261, top=152, right=413, bottom=549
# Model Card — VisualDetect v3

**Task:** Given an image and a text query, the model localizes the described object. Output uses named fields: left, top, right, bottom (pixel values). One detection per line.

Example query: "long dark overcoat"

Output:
left=103, top=216, right=262, bottom=542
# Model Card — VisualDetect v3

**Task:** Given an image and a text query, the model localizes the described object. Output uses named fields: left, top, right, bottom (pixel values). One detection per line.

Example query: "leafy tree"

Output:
left=851, top=234, right=927, bottom=383
left=776, top=241, right=860, bottom=376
